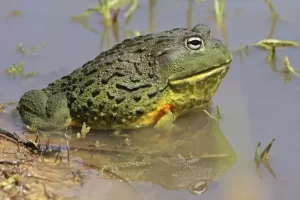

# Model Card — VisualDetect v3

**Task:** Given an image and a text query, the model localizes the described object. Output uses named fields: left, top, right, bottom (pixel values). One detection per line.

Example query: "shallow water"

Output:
left=1, top=0, right=300, bottom=199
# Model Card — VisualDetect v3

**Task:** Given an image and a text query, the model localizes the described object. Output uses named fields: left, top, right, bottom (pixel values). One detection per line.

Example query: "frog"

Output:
left=17, top=23, right=232, bottom=131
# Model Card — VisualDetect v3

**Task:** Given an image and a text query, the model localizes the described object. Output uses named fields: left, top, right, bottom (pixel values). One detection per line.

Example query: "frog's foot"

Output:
left=255, top=138, right=277, bottom=179
left=153, top=110, right=175, bottom=133
left=18, top=90, right=71, bottom=131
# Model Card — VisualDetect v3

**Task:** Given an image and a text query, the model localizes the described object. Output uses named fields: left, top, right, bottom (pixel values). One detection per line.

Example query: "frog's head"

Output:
left=150, top=156, right=233, bottom=196
left=153, top=23, right=232, bottom=102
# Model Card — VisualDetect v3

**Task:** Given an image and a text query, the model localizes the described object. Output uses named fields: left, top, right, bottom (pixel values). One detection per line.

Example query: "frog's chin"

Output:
left=169, top=64, right=229, bottom=86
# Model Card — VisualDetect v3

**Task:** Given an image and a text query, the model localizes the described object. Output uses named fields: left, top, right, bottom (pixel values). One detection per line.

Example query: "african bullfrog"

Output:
left=17, top=23, right=232, bottom=131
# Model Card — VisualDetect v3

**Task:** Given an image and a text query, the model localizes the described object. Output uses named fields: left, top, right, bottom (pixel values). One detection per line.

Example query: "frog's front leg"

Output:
left=153, top=109, right=175, bottom=132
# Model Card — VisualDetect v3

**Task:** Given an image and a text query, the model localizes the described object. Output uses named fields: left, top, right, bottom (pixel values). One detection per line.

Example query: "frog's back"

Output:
left=43, top=28, right=198, bottom=130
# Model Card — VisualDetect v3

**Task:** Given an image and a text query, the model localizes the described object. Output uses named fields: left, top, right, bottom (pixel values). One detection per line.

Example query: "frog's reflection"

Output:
left=189, top=180, right=209, bottom=195
left=68, top=107, right=237, bottom=195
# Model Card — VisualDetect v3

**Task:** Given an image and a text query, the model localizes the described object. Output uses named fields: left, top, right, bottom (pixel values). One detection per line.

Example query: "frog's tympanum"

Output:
left=17, top=24, right=232, bottom=131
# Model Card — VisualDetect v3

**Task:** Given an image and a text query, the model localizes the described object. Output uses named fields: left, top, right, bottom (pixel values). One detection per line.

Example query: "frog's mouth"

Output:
left=169, top=63, right=230, bottom=85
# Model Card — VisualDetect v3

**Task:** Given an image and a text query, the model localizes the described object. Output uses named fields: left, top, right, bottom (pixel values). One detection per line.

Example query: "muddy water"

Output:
left=1, top=0, right=300, bottom=199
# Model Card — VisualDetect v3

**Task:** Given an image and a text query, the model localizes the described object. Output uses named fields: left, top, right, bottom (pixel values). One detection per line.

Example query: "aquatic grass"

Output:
left=235, top=0, right=300, bottom=78
left=214, top=0, right=226, bottom=29
left=283, top=55, right=300, bottom=78
left=239, top=38, right=300, bottom=55
left=277, top=55, right=300, bottom=83
left=76, top=122, right=91, bottom=139
left=187, top=0, right=194, bottom=29
left=71, top=0, right=139, bottom=29
left=250, top=0, right=299, bottom=50
left=18, top=43, right=26, bottom=53
left=17, top=43, right=46, bottom=55
left=264, top=0, right=287, bottom=25
left=265, top=0, right=279, bottom=39
left=73, top=0, right=138, bottom=22
left=211, top=0, right=228, bottom=46
left=5, top=61, right=24, bottom=78
left=203, top=105, right=222, bottom=122
left=5, top=61, right=38, bottom=79
left=265, top=0, right=278, bottom=18
left=253, top=39, right=300, bottom=50
left=255, top=138, right=277, bottom=179
left=149, top=0, right=157, bottom=32
left=72, top=0, right=141, bottom=49
left=236, top=0, right=299, bottom=51
left=0, top=102, right=16, bottom=113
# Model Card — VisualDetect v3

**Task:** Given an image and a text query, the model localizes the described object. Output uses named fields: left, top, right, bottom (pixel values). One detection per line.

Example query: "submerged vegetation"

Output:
left=4, top=61, right=37, bottom=79
left=4, top=42, right=47, bottom=79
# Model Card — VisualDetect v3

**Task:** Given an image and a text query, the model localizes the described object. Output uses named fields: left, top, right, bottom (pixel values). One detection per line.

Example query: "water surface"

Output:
left=1, top=0, right=300, bottom=199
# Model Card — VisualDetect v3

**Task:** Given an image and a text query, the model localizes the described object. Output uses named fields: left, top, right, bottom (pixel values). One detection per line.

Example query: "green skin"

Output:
left=17, top=24, right=232, bottom=131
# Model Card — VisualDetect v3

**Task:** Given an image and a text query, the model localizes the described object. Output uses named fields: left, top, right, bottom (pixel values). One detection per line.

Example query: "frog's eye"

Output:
left=186, top=37, right=203, bottom=50
left=188, top=180, right=209, bottom=195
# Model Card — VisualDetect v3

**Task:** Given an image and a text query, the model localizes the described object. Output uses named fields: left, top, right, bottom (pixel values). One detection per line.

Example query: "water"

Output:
left=1, top=0, right=300, bottom=199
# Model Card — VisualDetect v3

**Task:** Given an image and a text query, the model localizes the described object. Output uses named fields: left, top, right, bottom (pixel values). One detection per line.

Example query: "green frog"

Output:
left=17, top=23, right=232, bottom=131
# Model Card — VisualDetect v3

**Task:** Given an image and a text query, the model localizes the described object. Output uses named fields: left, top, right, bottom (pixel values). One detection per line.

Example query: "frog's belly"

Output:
left=69, top=103, right=175, bottom=130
